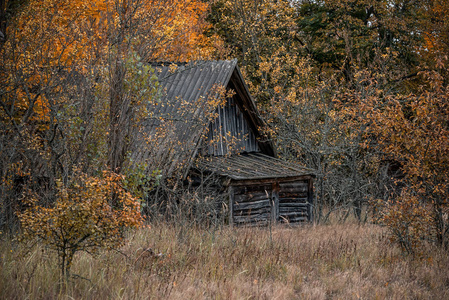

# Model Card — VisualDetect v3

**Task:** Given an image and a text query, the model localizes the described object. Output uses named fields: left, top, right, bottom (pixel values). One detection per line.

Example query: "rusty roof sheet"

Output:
left=196, top=153, right=315, bottom=181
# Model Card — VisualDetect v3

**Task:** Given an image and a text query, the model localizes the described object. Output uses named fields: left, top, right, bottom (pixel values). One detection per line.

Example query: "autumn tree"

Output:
left=207, top=0, right=391, bottom=220
left=338, top=70, right=449, bottom=252
left=330, top=1, right=449, bottom=250
left=207, top=0, right=448, bottom=225
left=418, top=0, right=449, bottom=85
left=208, top=0, right=424, bottom=95
left=295, top=0, right=424, bottom=85
left=0, top=0, right=218, bottom=230
left=208, top=0, right=302, bottom=104
left=103, top=0, right=218, bottom=173
left=19, top=170, right=143, bottom=278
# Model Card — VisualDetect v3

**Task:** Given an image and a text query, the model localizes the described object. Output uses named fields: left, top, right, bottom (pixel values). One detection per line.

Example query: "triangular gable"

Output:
left=130, top=60, right=274, bottom=177
left=227, top=65, right=275, bottom=157
left=204, top=89, right=260, bottom=156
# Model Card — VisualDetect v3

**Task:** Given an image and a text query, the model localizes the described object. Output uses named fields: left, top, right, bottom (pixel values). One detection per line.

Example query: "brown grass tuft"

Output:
left=1, top=222, right=448, bottom=299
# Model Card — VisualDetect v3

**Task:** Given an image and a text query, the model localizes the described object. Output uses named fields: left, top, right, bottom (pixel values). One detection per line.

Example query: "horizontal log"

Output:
left=279, top=192, right=308, bottom=198
left=279, top=186, right=308, bottom=193
left=279, top=182, right=307, bottom=189
left=234, top=185, right=272, bottom=195
left=279, top=207, right=308, bottom=214
left=234, top=207, right=271, bottom=216
left=234, top=199, right=270, bottom=211
left=278, top=198, right=308, bottom=204
left=235, top=193, right=270, bottom=202
left=279, top=210, right=308, bottom=216
left=233, top=212, right=271, bottom=223
left=279, top=216, right=308, bottom=223
left=229, top=176, right=314, bottom=187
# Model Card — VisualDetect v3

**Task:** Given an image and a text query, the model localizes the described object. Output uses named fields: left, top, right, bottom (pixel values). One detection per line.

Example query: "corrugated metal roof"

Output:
left=195, top=153, right=315, bottom=181
left=130, top=60, right=310, bottom=180
left=131, top=60, right=240, bottom=176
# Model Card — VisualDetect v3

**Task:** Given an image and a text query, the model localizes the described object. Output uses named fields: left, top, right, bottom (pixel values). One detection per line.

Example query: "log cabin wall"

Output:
left=197, top=153, right=315, bottom=225
left=228, top=178, right=314, bottom=225
left=278, top=180, right=310, bottom=223
left=230, top=184, right=273, bottom=226
left=141, top=59, right=315, bottom=225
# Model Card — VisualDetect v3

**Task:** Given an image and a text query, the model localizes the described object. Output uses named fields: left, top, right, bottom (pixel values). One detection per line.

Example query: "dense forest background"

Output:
left=0, top=0, right=448, bottom=254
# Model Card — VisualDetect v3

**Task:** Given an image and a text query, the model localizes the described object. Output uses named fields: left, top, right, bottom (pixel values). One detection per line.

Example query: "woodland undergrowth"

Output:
left=1, top=221, right=448, bottom=299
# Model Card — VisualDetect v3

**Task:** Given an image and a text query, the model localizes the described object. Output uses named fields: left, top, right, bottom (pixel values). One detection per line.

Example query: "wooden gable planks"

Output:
left=136, top=60, right=250, bottom=177
left=206, top=93, right=260, bottom=156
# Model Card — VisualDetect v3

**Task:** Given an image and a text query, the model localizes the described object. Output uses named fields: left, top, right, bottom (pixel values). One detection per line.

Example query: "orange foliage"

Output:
left=18, top=170, right=143, bottom=277
left=151, top=0, right=216, bottom=61
left=10, top=0, right=214, bottom=64
left=377, top=190, right=435, bottom=255
left=3, top=0, right=216, bottom=125
left=339, top=72, right=449, bottom=252
left=421, top=1, right=449, bottom=54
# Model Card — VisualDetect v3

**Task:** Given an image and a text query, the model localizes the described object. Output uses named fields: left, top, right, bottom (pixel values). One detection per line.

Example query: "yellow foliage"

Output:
left=338, top=72, right=449, bottom=251
left=377, top=190, right=435, bottom=255
left=18, top=170, right=143, bottom=277
left=3, top=0, right=217, bottom=126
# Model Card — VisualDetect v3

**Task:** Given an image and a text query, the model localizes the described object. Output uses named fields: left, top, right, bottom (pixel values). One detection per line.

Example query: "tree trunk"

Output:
left=108, top=59, right=128, bottom=174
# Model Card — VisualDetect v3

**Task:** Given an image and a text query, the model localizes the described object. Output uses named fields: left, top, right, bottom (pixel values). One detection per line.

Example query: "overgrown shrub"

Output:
left=18, top=170, right=143, bottom=278
left=377, top=189, right=436, bottom=255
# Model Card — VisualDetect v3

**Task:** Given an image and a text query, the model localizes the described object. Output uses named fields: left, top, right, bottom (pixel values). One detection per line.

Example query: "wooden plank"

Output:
left=229, top=176, right=314, bottom=186
left=308, top=178, right=314, bottom=222
left=234, top=185, right=272, bottom=195
left=280, top=213, right=308, bottom=219
left=236, top=103, right=241, bottom=141
left=234, top=199, right=270, bottom=210
left=247, top=153, right=314, bottom=174
left=272, top=188, right=279, bottom=224
left=278, top=197, right=308, bottom=203
left=218, top=105, right=224, bottom=156
left=279, top=212, right=308, bottom=217
left=279, top=203, right=309, bottom=208
left=234, top=212, right=271, bottom=223
left=235, top=192, right=270, bottom=202
left=230, top=100, right=236, bottom=152
left=278, top=207, right=308, bottom=213
left=233, top=152, right=283, bottom=174
left=234, top=207, right=271, bottom=216
left=279, top=186, right=308, bottom=193
left=279, top=192, right=308, bottom=198
left=222, top=155, right=274, bottom=177
left=279, top=182, right=308, bottom=189
left=279, top=207, right=308, bottom=214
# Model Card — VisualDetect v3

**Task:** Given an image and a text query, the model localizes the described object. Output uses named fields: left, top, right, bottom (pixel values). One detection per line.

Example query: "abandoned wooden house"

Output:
left=133, top=59, right=315, bottom=225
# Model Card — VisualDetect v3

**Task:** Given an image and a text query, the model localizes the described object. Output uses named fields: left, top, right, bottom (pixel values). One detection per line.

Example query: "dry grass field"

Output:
left=1, top=221, right=448, bottom=299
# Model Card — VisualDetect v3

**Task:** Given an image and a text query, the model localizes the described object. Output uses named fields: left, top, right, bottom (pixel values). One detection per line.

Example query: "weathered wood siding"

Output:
left=229, top=179, right=313, bottom=225
left=232, top=184, right=272, bottom=225
left=278, top=181, right=309, bottom=223
left=206, top=95, right=259, bottom=156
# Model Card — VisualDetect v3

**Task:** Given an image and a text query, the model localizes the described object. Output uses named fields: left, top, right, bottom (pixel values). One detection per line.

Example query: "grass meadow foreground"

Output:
left=1, top=222, right=449, bottom=299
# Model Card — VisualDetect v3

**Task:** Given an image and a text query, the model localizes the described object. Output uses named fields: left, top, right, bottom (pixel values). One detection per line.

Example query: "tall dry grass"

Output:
left=1, top=222, right=448, bottom=299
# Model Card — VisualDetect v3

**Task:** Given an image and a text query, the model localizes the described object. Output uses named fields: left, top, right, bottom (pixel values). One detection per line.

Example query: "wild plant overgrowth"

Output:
left=208, top=0, right=449, bottom=254
left=1, top=220, right=448, bottom=299
left=18, top=170, right=143, bottom=279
